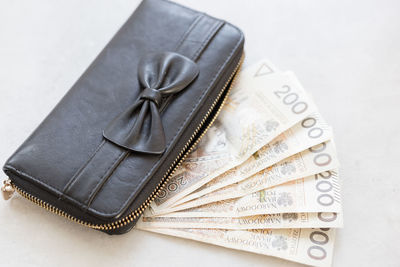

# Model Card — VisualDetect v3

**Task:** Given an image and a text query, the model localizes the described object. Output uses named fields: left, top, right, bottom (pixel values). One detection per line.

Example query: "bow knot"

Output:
left=103, top=52, right=199, bottom=154
left=140, top=88, right=162, bottom=107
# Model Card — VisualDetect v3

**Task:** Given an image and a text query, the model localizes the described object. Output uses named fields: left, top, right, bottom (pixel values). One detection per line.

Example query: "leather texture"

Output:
left=3, top=0, right=244, bottom=234
left=103, top=52, right=199, bottom=154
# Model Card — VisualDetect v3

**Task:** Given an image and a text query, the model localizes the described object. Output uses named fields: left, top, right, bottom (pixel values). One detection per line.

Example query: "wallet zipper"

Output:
left=2, top=52, right=244, bottom=231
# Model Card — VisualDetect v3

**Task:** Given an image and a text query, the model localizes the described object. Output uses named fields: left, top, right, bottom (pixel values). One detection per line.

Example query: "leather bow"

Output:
left=103, top=52, right=199, bottom=154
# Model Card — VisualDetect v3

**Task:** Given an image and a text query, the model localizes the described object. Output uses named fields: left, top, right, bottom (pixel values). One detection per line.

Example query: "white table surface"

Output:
left=1, top=0, right=399, bottom=266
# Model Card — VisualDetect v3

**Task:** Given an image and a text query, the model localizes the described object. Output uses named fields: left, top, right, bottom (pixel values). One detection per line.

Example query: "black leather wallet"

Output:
left=2, top=0, right=244, bottom=234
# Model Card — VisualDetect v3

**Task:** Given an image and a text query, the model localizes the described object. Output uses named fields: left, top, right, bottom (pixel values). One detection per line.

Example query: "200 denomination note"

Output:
left=153, top=170, right=341, bottom=217
left=138, top=211, right=343, bottom=229
left=151, top=68, right=319, bottom=212
left=172, top=112, right=332, bottom=207
left=137, top=227, right=336, bottom=267
left=152, top=141, right=339, bottom=215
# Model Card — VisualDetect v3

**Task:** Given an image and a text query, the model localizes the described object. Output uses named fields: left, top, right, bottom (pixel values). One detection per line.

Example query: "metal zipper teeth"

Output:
left=12, top=53, right=244, bottom=231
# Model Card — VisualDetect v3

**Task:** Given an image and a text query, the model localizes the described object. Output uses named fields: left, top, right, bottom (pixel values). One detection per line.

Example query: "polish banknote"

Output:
left=152, top=170, right=341, bottom=218
left=172, top=111, right=333, bottom=207
left=151, top=69, right=320, bottom=212
left=151, top=141, right=339, bottom=215
left=140, top=59, right=341, bottom=267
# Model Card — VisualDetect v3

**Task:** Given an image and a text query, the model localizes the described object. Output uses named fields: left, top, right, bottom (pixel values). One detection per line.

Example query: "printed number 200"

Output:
left=274, top=85, right=308, bottom=114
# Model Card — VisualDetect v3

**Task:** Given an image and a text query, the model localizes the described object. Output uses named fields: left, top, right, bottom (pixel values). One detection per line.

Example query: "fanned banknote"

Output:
left=138, top=59, right=342, bottom=267
left=151, top=142, right=339, bottom=215
left=172, top=112, right=333, bottom=207
left=150, top=69, right=320, bottom=212
left=152, top=170, right=342, bottom=217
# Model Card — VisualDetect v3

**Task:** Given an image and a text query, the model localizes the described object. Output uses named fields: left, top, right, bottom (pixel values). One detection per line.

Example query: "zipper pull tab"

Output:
left=2, top=179, right=15, bottom=200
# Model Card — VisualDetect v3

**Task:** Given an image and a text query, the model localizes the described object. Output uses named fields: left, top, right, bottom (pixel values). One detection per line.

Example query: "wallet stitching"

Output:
left=5, top=164, right=116, bottom=211
left=174, top=14, right=203, bottom=51
left=91, top=27, right=244, bottom=215
left=62, top=140, right=107, bottom=195
left=156, top=14, right=203, bottom=115
left=87, top=152, right=131, bottom=208
left=192, top=21, right=224, bottom=61
left=84, top=149, right=127, bottom=206
left=189, top=20, right=217, bottom=59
